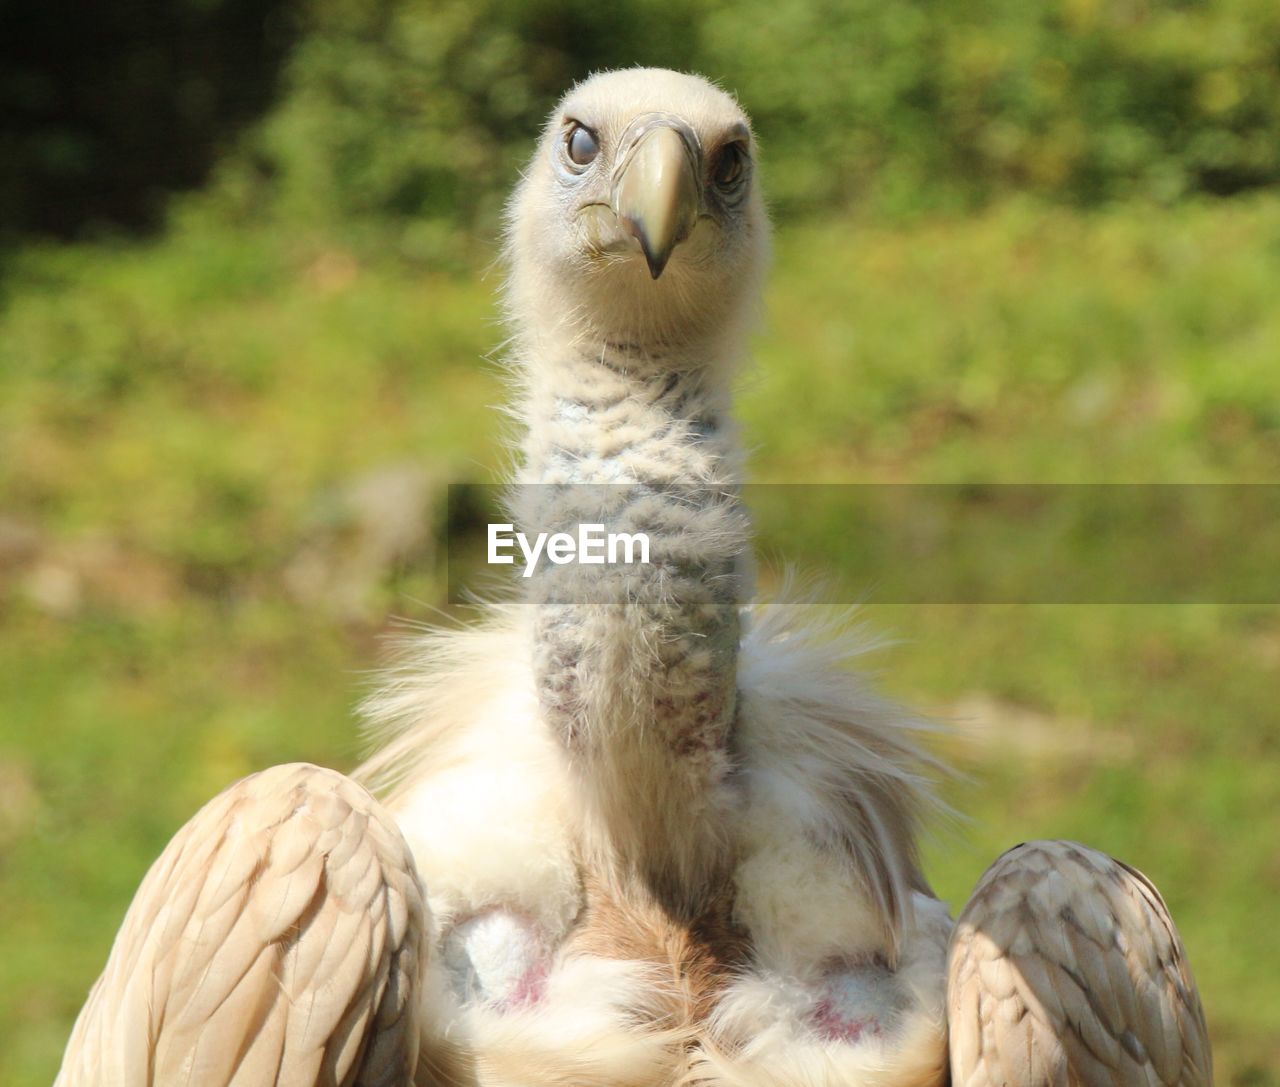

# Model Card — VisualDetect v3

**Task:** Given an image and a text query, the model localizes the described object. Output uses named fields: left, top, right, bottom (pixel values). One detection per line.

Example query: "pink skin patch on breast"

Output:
left=810, top=997, right=882, bottom=1043
left=442, top=909, right=551, bottom=1012
left=808, top=960, right=904, bottom=1044
left=504, top=960, right=549, bottom=1010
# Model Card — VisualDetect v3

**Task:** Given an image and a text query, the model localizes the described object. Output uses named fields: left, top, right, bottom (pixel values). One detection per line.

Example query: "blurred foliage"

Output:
left=0, top=0, right=296, bottom=239
left=202, top=0, right=1280, bottom=249
left=7, top=0, right=1280, bottom=242
left=703, top=0, right=1280, bottom=214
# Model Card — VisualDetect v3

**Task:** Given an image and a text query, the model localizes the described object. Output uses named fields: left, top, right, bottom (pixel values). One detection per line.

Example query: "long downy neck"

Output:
left=514, top=328, right=750, bottom=917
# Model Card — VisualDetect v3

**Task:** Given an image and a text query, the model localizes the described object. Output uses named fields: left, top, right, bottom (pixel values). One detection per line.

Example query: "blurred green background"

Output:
left=2, top=0, right=1278, bottom=1082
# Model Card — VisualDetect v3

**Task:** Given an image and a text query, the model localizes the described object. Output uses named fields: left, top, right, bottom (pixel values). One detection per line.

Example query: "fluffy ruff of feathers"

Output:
left=356, top=587, right=952, bottom=1087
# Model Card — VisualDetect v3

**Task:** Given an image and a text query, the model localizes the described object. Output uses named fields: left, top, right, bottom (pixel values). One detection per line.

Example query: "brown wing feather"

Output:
left=947, top=840, right=1211, bottom=1087
left=55, top=763, right=428, bottom=1087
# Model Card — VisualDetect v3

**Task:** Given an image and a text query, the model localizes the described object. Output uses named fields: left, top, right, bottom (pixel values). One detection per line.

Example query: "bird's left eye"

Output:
left=712, top=142, right=747, bottom=189
left=566, top=124, right=599, bottom=166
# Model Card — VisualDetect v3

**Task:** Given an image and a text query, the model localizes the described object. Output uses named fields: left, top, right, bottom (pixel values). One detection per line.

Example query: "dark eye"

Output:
left=712, top=142, right=747, bottom=188
left=566, top=124, right=599, bottom=166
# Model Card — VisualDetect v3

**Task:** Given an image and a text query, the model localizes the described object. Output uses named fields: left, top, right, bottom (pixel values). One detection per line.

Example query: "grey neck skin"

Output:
left=513, top=336, right=751, bottom=916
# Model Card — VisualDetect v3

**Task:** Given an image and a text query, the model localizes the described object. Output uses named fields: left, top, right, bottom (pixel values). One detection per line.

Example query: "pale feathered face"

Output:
left=506, top=69, right=769, bottom=352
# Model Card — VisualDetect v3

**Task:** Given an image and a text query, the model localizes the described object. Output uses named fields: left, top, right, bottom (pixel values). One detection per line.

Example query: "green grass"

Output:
left=2, top=196, right=1278, bottom=1084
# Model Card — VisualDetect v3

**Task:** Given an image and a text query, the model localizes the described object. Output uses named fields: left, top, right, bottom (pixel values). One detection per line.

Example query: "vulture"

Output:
left=56, top=69, right=1211, bottom=1087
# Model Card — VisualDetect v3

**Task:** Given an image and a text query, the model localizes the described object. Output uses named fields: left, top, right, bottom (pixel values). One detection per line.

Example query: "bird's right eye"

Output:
left=566, top=124, right=599, bottom=167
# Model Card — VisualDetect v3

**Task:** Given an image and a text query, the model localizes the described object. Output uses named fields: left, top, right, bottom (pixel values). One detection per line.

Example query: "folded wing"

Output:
left=948, top=839, right=1211, bottom=1087
left=56, top=763, right=428, bottom=1087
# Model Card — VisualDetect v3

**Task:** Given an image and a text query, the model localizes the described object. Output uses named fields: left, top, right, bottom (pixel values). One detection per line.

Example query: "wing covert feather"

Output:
left=55, top=763, right=428, bottom=1087
left=947, top=840, right=1211, bottom=1087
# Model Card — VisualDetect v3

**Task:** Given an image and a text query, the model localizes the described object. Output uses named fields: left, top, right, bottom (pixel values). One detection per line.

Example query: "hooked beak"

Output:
left=611, top=122, right=700, bottom=279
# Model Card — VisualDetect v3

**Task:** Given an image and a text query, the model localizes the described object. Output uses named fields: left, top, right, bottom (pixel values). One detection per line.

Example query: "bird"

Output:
left=56, top=68, right=1212, bottom=1087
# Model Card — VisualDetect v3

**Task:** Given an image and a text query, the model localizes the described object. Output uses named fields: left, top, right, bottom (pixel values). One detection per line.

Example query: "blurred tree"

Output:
left=236, top=0, right=1280, bottom=240
left=700, top=0, right=1280, bottom=213
left=3, top=0, right=1279, bottom=244
left=0, top=0, right=298, bottom=240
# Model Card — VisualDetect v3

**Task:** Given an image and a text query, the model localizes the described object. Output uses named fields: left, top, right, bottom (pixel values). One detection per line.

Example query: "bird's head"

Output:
left=506, top=68, right=769, bottom=357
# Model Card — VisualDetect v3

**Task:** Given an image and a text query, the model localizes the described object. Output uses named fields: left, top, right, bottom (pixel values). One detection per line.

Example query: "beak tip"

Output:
left=624, top=220, right=672, bottom=279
